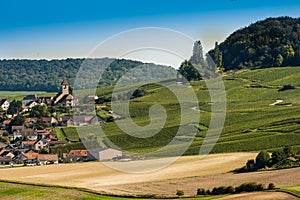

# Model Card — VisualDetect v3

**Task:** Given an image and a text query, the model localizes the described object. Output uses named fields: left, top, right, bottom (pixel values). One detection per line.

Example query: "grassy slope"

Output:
left=94, top=67, right=300, bottom=154
left=3, top=67, right=300, bottom=155
left=0, top=181, right=220, bottom=200
left=280, top=186, right=300, bottom=198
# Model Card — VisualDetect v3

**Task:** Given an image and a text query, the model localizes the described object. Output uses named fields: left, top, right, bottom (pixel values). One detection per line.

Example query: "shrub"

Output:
left=235, top=182, right=265, bottom=193
left=205, top=189, right=211, bottom=195
left=212, top=186, right=227, bottom=195
left=268, top=183, right=275, bottom=190
left=278, top=84, right=295, bottom=92
left=225, top=186, right=235, bottom=194
left=197, top=188, right=206, bottom=195
left=176, top=190, right=184, bottom=196
left=255, top=151, right=270, bottom=169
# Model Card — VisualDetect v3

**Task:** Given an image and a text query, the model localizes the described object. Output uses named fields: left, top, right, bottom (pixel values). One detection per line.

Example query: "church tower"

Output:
left=61, top=79, right=69, bottom=94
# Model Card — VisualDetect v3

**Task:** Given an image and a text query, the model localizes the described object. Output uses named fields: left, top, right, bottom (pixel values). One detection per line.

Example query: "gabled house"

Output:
left=38, top=97, right=53, bottom=106
left=21, top=140, right=36, bottom=149
left=63, top=150, right=88, bottom=163
left=0, top=156, right=11, bottom=166
left=88, top=148, right=122, bottom=161
left=41, top=117, right=58, bottom=126
left=27, top=101, right=38, bottom=109
left=0, top=99, right=10, bottom=111
left=24, top=117, right=38, bottom=127
left=21, top=128, right=37, bottom=141
left=22, top=95, right=37, bottom=106
left=38, top=154, right=58, bottom=165
left=0, top=149, right=15, bottom=159
left=22, top=153, right=39, bottom=165
left=57, top=115, right=72, bottom=126
left=11, top=125, right=24, bottom=141
left=34, top=138, right=49, bottom=151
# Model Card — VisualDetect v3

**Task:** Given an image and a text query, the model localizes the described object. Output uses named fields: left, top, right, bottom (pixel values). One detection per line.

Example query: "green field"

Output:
left=0, top=181, right=220, bottom=200
left=92, top=66, right=300, bottom=155
left=280, top=186, right=300, bottom=198
left=0, top=91, right=57, bottom=101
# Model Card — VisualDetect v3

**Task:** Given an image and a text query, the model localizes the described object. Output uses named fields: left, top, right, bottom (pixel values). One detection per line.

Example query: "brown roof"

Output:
left=38, top=154, right=58, bottom=161
left=2, top=120, right=11, bottom=125
left=67, top=150, right=88, bottom=157
left=61, top=80, right=68, bottom=85
left=48, top=140, right=67, bottom=145
left=12, top=126, right=23, bottom=131
left=0, top=156, right=11, bottom=162
left=21, top=128, right=36, bottom=136
left=23, top=153, right=39, bottom=159
left=22, top=141, right=36, bottom=145
left=36, top=129, right=48, bottom=133
left=65, top=94, right=73, bottom=100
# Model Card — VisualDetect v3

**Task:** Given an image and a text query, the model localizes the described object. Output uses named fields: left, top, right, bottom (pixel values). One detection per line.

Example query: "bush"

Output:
left=255, top=151, right=270, bottom=169
left=278, top=84, right=295, bottom=92
left=212, top=186, right=227, bottom=195
left=268, top=183, right=275, bottom=190
left=176, top=190, right=184, bottom=196
left=197, top=188, right=206, bottom=195
left=225, top=186, right=235, bottom=194
left=235, top=182, right=265, bottom=193
left=206, top=189, right=211, bottom=195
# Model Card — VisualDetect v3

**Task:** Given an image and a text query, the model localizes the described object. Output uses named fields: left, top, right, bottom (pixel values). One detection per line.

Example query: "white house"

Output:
left=88, top=148, right=122, bottom=161
left=0, top=99, right=10, bottom=111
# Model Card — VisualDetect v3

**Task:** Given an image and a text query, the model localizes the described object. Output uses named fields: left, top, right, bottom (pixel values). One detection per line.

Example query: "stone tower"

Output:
left=61, top=79, right=69, bottom=94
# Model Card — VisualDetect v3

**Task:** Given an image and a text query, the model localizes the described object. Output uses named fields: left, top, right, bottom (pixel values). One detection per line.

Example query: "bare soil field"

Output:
left=0, top=152, right=299, bottom=197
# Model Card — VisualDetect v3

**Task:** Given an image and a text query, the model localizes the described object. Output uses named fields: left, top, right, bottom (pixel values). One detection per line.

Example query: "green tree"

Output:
left=178, top=60, right=202, bottom=81
left=10, top=115, right=24, bottom=126
left=213, top=42, right=223, bottom=67
left=7, top=100, right=22, bottom=115
left=255, top=151, right=270, bottom=169
left=246, top=159, right=256, bottom=170
left=189, top=40, right=204, bottom=65
left=29, top=104, right=50, bottom=118
left=283, top=146, right=294, bottom=158
left=271, top=150, right=285, bottom=164
left=275, top=54, right=283, bottom=66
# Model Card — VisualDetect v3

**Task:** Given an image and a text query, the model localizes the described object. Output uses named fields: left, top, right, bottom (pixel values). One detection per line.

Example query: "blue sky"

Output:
left=1, top=0, right=300, bottom=64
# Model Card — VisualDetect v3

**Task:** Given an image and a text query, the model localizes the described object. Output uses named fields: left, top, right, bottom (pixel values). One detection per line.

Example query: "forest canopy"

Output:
left=209, top=17, right=300, bottom=70
left=0, top=58, right=176, bottom=91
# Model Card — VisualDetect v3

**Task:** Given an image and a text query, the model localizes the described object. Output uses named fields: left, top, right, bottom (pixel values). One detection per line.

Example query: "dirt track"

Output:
left=0, top=152, right=300, bottom=197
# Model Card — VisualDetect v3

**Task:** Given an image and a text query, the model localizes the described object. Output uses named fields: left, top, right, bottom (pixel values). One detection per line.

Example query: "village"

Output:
left=0, top=80, right=122, bottom=167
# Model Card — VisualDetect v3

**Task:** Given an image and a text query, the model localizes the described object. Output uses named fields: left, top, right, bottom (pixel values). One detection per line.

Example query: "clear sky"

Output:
left=1, top=0, right=300, bottom=66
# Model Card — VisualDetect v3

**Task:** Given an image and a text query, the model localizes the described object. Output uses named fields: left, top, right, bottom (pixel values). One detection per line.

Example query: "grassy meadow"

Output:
left=0, top=181, right=221, bottom=200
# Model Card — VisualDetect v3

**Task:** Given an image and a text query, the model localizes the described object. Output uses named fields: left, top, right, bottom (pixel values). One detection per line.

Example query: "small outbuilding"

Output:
left=88, top=148, right=122, bottom=161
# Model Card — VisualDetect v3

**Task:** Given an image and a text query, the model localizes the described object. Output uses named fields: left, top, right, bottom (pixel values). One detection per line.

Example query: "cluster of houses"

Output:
left=0, top=80, right=123, bottom=167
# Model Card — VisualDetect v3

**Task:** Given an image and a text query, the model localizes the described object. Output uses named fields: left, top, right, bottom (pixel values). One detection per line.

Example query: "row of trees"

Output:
left=0, top=58, right=176, bottom=91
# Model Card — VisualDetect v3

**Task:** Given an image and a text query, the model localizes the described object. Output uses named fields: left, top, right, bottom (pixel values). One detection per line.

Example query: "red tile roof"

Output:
left=2, top=120, right=11, bottom=125
left=67, top=150, right=88, bottom=157
left=23, top=153, right=39, bottom=159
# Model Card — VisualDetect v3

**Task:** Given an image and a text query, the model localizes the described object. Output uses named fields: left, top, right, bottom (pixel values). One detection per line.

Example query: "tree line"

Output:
left=0, top=58, right=176, bottom=91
